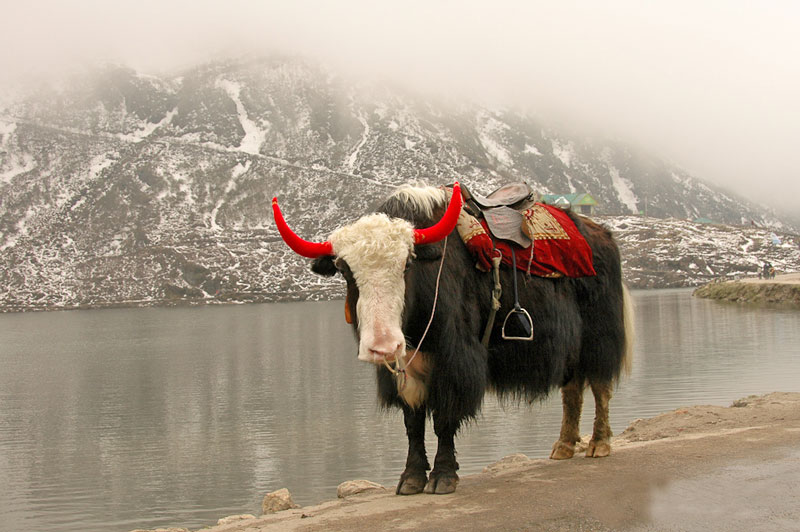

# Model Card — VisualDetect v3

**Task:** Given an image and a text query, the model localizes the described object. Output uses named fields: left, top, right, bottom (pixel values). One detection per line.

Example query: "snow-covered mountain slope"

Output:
left=601, top=216, right=799, bottom=289
left=0, top=58, right=797, bottom=311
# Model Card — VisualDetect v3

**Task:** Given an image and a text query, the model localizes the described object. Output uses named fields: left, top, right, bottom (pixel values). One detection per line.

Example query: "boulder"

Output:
left=129, top=528, right=189, bottom=532
left=337, top=479, right=386, bottom=498
left=217, top=514, right=256, bottom=525
left=482, top=453, right=531, bottom=474
left=262, top=488, right=300, bottom=514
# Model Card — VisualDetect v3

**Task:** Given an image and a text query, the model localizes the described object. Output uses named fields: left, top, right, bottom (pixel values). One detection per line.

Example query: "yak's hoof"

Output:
left=550, top=440, right=576, bottom=460
left=586, top=439, right=611, bottom=458
left=423, top=472, right=458, bottom=494
left=396, top=471, right=427, bottom=495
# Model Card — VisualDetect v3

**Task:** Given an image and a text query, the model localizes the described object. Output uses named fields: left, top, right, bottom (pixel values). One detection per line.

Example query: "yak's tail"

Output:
left=620, top=284, right=635, bottom=377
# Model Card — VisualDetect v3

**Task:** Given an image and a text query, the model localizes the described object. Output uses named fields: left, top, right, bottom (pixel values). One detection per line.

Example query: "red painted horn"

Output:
left=272, top=198, right=334, bottom=258
left=413, top=182, right=463, bottom=244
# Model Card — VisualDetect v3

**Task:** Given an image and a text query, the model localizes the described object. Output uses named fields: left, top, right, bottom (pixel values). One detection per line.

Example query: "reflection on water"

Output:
left=0, top=289, right=798, bottom=532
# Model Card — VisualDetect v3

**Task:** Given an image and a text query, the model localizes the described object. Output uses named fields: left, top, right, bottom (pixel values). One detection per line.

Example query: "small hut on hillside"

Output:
left=540, top=193, right=598, bottom=215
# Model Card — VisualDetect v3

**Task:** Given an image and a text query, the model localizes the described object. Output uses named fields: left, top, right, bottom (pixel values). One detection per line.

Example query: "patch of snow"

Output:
left=550, top=139, right=573, bottom=168
left=70, top=196, right=87, bottom=212
left=373, top=104, right=389, bottom=120
left=524, top=143, right=542, bottom=156
left=0, top=120, right=37, bottom=185
left=118, top=107, right=177, bottom=143
left=0, top=119, right=16, bottom=137
left=210, top=160, right=251, bottom=231
left=607, top=164, right=639, bottom=214
left=564, top=173, right=577, bottom=193
left=217, top=78, right=267, bottom=155
left=477, top=113, right=513, bottom=167
left=59, top=154, right=115, bottom=211
left=1, top=151, right=35, bottom=185
left=1, top=206, right=35, bottom=250
left=346, top=109, right=370, bottom=171
left=171, top=171, right=196, bottom=209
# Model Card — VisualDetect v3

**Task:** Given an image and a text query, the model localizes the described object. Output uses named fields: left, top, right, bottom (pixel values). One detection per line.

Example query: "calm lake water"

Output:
left=1, top=289, right=799, bottom=532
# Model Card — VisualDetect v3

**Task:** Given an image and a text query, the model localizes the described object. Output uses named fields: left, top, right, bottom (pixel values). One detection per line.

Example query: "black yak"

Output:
left=272, top=182, right=633, bottom=495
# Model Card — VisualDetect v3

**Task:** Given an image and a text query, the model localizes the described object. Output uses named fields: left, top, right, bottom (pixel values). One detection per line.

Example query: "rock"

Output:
left=336, top=480, right=386, bottom=498
left=217, top=514, right=256, bottom=525
left=129, top=528, right=189, bottom=532
left=262, top=488, right=300, bottom=514
left=483, top=453, right=531, bottom=474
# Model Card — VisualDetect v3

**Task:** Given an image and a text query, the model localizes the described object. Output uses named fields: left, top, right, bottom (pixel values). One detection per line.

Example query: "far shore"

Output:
left=739, top=271, right=800, bottom=284
left=6, top=273, right=799, bottom=314
left=693, top=272, right=800, bottom=307
left=134, top=392, right=800, bottom=532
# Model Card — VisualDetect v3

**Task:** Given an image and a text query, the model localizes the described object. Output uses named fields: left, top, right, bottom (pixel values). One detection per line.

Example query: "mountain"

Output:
left=0, top=57, right=797, bottom=311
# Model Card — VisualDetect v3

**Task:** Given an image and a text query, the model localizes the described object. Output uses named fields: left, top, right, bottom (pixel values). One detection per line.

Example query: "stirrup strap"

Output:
left=481, top=253, right=503, bottom=348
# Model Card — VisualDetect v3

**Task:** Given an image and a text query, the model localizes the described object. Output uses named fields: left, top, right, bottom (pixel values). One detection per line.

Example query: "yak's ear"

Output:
left=311, top=256, right=338, bottom=277
left=413, top=243, right=443, bottom=261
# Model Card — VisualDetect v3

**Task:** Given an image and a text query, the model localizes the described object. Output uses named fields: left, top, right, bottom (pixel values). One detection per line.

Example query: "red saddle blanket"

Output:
left=480, top=203, right=596, bottom=278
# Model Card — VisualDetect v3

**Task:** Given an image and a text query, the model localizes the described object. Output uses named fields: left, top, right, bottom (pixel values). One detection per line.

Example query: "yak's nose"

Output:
left=368, top=340, right=405, bottom=359
left=359, top=330, right=405, bottom=363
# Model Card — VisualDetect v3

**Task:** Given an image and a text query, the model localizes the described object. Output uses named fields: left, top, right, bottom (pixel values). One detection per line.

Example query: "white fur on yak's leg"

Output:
left=398, top=373, right=428, bottom=409
left=393, top=350, right=431, bottom=410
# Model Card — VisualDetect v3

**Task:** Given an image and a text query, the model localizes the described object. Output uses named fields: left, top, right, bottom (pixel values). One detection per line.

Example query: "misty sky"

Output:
left=2, top=0, right=798, bottom=214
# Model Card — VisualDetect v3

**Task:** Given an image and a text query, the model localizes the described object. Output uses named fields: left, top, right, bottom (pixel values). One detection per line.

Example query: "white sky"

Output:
left=2, top=0, right=798, bottom=214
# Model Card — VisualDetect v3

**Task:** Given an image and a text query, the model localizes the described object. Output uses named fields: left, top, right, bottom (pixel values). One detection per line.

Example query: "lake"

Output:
left=1, top=289, right=799, bottom=532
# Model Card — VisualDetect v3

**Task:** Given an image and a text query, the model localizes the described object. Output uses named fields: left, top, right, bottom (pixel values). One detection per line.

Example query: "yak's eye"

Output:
left=404, top=257, right=413, bottom=273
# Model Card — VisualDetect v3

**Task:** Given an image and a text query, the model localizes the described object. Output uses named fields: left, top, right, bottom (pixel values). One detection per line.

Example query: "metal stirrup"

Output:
left=501, top=247, right=534, bottom=341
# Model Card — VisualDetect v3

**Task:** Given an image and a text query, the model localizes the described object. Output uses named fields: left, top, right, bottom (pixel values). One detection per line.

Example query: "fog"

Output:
left=2, top=0, right=798, bottom=214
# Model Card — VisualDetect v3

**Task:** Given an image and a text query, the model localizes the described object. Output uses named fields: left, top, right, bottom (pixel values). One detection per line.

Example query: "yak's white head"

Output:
left=330, top=214, right=414, bottom=362
left=271, top=182, right=461, bottom=365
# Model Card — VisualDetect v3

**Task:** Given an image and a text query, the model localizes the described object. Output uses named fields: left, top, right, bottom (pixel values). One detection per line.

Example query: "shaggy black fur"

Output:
left=311, top=189, right=629, bottom=495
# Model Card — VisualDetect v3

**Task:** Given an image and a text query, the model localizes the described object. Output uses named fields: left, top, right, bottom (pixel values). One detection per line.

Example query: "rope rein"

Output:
left=383, top=235, right=448, bottom=390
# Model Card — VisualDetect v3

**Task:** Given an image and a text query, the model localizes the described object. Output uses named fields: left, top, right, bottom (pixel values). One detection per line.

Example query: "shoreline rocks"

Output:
left=262, top=488, right=300, bottom=514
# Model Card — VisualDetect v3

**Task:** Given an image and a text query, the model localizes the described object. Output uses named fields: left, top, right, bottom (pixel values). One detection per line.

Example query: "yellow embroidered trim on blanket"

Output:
left=456, top=209, right=487, bottom=242
left=522, top=205, right=569, bottom=240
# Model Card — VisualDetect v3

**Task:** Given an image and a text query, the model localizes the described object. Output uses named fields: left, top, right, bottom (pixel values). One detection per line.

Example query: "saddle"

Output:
left=459, top=182, right=536, bottom=342
left=464, top=182, right=535, bottom=210
left=461, top=183, right=535, bottom=248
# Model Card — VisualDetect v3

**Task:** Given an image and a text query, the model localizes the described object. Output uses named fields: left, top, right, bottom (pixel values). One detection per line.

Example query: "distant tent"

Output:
left=693, top=218, right=715, bottom=224
left=540, top=193, right=598, bottom=215
left=771, top=233, right=782, bottom=245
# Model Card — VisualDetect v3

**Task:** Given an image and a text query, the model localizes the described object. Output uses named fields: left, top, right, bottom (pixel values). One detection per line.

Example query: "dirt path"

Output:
left=183, top=393, right=800, bottom=532
left=740, top=272, right=800, bottom=284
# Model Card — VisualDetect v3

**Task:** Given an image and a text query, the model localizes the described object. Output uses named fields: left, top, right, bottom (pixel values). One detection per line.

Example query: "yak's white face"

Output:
left=330, top=213, right=415, bottom=364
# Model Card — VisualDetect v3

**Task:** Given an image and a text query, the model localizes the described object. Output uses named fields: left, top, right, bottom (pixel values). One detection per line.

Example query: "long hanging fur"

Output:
left=373, top=185, right=632, bottom=423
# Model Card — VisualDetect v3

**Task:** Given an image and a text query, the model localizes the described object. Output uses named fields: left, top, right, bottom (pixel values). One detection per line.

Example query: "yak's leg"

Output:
left=586, top=379, right=613, bottom=457
left=397, top=405, right=429, bottom=495
left=550, top=377, right=585, bottom=460
left=424, top=414, right=459, bottom=494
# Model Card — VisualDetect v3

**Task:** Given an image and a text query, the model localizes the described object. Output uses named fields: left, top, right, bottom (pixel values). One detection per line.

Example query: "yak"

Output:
left=272, top=182, right=633, bottom=495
